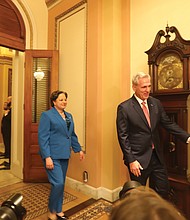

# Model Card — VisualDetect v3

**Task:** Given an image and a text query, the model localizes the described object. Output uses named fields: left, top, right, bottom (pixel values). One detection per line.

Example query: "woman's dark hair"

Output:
left=50, top=90, right=68, bottom=107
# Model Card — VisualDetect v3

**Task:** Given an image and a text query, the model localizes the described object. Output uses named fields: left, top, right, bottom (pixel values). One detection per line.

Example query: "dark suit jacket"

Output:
left=38, top=107, right=81, bottom=160
left=1, top=109, right=11, bottom=155
left=116, top=95, right=189, bottom=169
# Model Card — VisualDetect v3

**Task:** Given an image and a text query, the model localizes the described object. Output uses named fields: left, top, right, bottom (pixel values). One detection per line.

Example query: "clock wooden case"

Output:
left=145, top=25, right=190, bottom=94
left=145, top=26, right=190, bottom=219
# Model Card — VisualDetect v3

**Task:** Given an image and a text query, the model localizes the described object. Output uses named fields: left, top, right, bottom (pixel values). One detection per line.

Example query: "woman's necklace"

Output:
left=59, top=111, right=66, bottom=119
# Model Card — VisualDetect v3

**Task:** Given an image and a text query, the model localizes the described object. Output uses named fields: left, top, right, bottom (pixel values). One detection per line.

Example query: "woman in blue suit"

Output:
left=38, top=90, right=84, bottom=220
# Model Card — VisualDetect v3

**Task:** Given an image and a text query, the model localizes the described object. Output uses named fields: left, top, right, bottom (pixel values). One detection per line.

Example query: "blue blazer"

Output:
left=38, top=107, right=81, bottom=159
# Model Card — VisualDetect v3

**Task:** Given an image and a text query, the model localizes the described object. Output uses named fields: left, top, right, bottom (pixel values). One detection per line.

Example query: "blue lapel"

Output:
left=64, top=111, right=73, bottom=134
left=51, top=107, right=69, bottom=135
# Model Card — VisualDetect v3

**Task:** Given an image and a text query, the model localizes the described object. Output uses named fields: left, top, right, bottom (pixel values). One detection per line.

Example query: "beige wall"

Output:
left=57, top=4, right=87, bottom=151
left=50, top=0, right=190, bottom=190
left=101, top=0, right=130, bottom=189
left=130, top=0, right=190, bottom=79
left=48, top=0, right=130, bottom=190
left=13, top=0, right=190, bottom=192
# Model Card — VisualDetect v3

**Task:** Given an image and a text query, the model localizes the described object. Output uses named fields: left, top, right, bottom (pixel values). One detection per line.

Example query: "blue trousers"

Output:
left=45, top=159, right=69, bottom=213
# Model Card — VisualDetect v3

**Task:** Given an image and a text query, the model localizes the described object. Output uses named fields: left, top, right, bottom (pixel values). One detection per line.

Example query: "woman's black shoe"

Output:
left=56, top=214, right=69, bottom=219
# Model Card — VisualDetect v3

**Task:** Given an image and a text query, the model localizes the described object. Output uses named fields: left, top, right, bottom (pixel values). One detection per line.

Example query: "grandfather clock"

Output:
left=145, top=25, right=190, bottom=219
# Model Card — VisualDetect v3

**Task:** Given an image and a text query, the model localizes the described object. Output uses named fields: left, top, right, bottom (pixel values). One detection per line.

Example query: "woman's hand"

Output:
left=45, top=157, right=54, bottom=170
left=79, top=151, right=85, bottom=161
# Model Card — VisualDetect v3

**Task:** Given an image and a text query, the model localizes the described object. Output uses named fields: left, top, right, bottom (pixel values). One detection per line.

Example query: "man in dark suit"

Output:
left=0, top=96, right=12, bottom=169
left=1, top=100, right=11, bottom=158
left=116, top=72, right=190, bottom=199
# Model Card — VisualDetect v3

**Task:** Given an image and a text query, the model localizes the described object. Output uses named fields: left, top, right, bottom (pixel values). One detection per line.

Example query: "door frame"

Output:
left=11, top=50, right=25, bottom=178
left=23, top=49, right=58, bottom=182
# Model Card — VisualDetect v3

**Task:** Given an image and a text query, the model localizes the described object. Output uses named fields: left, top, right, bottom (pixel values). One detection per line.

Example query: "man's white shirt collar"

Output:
left=134, top=94, right=147, bottom=106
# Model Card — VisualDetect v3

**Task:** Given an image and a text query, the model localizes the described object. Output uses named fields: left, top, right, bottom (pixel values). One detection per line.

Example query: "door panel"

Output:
left=24, top=50, right=58, bottom=182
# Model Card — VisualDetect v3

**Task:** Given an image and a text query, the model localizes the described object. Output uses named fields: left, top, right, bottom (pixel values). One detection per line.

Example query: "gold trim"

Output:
left=0, top=56, right=13, bottom=65
left=55, top=0, right=87, bottom=151
left=55, top=0, right=87, bottom=49
left=46, top=0, right=62, bottom=9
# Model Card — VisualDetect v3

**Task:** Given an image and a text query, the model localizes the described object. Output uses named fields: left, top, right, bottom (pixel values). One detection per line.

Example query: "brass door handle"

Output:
left=169, top=141, right=176, bottom=152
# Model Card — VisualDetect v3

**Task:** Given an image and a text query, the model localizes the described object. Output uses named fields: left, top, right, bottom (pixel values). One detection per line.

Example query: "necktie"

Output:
left=142, top=102, right=150, bottom=127
left=142, top=102, right=154, bottom=149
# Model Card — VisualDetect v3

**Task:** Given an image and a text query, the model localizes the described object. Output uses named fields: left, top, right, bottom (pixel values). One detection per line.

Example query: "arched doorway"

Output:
left=0, top=0, right=25, bottom=50
left=0, top=0, right=25, bottom=176
left=0, top=0, right=58, bottom=183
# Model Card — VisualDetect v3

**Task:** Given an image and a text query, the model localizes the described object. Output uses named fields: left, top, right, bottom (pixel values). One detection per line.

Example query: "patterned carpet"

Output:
left=67, top=199, right=112, bottom=220
left=0, top=183, right=113, bottom=220
left=0, top=183, right=77, bottom=220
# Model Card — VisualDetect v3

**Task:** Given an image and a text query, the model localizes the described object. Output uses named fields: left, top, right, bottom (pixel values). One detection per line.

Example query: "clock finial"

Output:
left=166, top=22, right=169, bottom=35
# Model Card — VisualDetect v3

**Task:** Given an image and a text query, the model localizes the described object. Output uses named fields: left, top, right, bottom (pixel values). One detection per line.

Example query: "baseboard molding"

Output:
left=65, top=177, right=122, bottom=202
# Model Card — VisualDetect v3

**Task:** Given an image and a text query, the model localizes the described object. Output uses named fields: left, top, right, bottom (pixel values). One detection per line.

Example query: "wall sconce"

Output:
left=34, top=67, right=44, bottom=81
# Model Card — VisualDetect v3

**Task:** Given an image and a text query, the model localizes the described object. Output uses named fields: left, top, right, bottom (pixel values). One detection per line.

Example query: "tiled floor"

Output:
left=0, top=163, right=109, bottom=219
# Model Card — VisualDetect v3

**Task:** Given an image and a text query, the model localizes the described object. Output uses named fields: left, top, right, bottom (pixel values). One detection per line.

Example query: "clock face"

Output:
left=157, top=54, right=183, bottom=90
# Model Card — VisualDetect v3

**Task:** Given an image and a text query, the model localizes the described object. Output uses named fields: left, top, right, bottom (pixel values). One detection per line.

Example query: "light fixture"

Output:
left=34, top=67, right=44, bottom=81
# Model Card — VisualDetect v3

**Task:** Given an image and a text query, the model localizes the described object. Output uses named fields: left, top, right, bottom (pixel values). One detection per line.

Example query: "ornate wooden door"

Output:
left=24, top=50, right=58, bottom=182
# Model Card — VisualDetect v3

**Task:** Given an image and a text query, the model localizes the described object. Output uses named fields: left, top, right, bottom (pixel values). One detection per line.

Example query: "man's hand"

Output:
left=129, top=160, right=143, bottom=177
